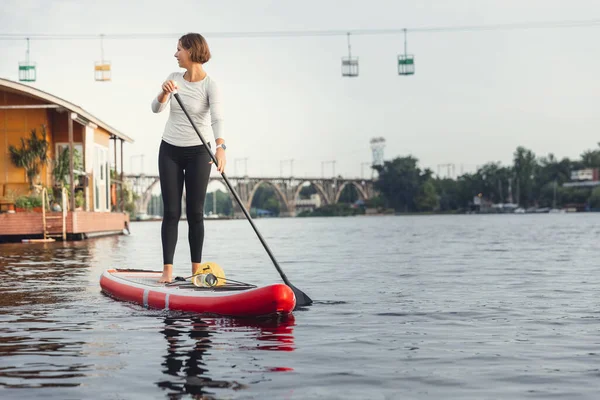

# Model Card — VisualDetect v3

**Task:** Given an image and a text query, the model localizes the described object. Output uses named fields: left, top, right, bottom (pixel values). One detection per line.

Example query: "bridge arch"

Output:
left=247, top=180, right=290, bottom=214
left=333, top=181, right=369, bottom=204
left=125, top=174, right=375, bottom=216
left=293, top=180, right=330, bottom=205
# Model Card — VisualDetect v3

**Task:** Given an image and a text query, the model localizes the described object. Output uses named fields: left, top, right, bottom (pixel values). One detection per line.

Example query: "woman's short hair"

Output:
left=179, top=33, right=211, bottom=64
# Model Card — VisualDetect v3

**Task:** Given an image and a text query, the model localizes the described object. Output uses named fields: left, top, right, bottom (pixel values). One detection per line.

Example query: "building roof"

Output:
left=0, top=78, right=134, bottom=143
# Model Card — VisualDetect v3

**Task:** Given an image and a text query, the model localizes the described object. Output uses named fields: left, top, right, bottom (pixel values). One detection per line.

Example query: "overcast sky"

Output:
left=1, top=0, right=599, bottom=180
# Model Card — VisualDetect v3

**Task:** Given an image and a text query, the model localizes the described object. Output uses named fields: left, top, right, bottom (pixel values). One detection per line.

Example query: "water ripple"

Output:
left=1, top=214, right=600, bottom=398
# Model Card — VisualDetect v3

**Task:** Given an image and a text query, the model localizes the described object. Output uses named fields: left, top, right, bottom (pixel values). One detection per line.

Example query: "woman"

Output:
left=151, top=33, right=226, bottom=283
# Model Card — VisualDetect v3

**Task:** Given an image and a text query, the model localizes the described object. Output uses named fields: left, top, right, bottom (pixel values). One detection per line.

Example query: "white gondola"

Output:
left=341, top=33, right=359, bottom=77
left=95, top=61, right=111, bottom=81
left=95, top=34, right=111, bottom=82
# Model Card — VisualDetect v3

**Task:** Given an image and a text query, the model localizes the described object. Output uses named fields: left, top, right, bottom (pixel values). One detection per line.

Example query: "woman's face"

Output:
left=174, top=41, right=191, bottom=68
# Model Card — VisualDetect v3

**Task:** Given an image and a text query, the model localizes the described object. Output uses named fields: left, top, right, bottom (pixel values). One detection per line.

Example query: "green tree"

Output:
left=338, top=183, right=359, bottom=204
left=251, top=185, right=281, bottom=215
left=433, top=178, right=460, bottom=211
left=298, top=184, right=317, bottom=199
left=589, top=187, right=600, bottom=209
left=454, top=173, right=484, bottom=209
left=122, top=183, right=138, bottom=218
left=415, top=179, right=439, bottom=211
left=534, top=154, right=573, bottom=207
left=52, top=146, right=83, bottom=188
left=263, top=197, right=281, bottom=214
left=364, top=195, right=385, bottom=209
left=473, top=162, right=514, bottom=203
left=513, top=146, right=537, bottom=207
left=537, top=181, right=559, bottom=208
left=580, top=143, right=600, bottom=168
left=374, top=156, right=433, bottom=212
left=537, top=154, right=571, bottom=184
left=204, top=189, right=233, bottom=216
left=560, top=186, right=590, bottom=206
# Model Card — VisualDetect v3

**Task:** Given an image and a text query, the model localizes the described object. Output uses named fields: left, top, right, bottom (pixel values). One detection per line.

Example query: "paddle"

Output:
left=172, top=91, right=313, bottom=308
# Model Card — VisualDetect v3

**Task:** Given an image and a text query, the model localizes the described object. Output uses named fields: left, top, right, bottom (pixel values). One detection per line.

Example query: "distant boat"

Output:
left=514, top=208, right=526, bottom=214
left=549, top=208, right=566, bottom=214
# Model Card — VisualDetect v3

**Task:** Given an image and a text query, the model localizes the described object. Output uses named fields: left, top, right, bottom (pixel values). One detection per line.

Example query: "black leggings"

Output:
left=158, top=140, right=211, bottom=265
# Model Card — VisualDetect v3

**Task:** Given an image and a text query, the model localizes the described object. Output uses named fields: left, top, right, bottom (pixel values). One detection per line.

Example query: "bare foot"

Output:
left=192, top=262, right=202, bottom=276
left=159, top=265, right=173, bottom=283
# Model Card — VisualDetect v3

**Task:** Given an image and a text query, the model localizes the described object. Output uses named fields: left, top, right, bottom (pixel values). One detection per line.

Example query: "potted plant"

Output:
left=15, top=195, right=32, bottom=212
left=14, top=194, right=43, bottom=212
left=9, top=125, right=50, bottom=189
left=30, top=194, right=43, bottom=212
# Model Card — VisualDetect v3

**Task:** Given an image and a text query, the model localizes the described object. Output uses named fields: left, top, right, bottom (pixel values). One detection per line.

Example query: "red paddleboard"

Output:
left=100, top=269, right=296, bottom=317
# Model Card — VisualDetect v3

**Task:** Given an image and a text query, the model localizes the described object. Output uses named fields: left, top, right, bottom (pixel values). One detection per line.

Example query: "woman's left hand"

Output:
left=214, top=148, right=226, bottom=173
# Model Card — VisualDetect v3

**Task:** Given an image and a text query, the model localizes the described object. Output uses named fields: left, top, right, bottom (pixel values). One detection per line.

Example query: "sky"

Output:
left=1, top=0, right=599, bottom=181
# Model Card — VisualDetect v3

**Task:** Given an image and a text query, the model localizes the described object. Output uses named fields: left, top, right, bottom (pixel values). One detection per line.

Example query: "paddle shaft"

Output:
left=173, top=93, right=293, bottom=287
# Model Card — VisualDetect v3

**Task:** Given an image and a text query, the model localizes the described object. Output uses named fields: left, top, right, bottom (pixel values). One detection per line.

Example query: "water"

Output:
left=1, top=214, right=600, bottom=399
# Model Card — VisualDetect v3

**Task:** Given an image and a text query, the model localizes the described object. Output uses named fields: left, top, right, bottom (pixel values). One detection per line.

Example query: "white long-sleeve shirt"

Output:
left=151, top=72, right=224, bottom=147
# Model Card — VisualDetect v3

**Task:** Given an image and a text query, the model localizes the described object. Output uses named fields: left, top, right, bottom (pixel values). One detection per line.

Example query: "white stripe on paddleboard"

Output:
left=165, top=294, right=170, bottom=310
left=143, top=289, right=149, bottom=308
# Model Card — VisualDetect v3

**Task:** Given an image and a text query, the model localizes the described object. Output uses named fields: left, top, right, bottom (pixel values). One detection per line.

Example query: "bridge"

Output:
left=125, top=174, right=376, bottom=217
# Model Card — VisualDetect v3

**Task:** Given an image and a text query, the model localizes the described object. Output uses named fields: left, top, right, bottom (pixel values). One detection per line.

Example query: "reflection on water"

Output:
left=4, top=215, right=600, bottom=398
left=0, top=312, right=296, bottom=395
left=0, top=242, right=93, bottom=309
left=0, top=238, right=297, bottom=398
left=156, top=314, right=296, bottom=398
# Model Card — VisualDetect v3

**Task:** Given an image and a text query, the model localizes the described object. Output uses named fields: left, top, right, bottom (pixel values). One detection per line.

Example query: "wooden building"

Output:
left=0, top=78, right=134, bottom=242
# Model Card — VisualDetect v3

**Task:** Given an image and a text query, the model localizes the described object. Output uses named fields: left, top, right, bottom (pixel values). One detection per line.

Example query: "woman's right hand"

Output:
left=162, top=80, right=177, bottom=95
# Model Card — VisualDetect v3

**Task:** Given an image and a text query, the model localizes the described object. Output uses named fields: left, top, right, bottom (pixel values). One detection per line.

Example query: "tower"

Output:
left=369, top=137, right=385, bottom=178
left=370, top=137, right=385, bottom=165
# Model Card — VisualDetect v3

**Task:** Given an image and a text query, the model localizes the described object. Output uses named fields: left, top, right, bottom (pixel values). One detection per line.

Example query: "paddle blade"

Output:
left=289, top=283, right=313, bottom=308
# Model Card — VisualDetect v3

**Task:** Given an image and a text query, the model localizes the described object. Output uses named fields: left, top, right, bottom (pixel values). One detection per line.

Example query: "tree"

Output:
left=338, top=184, right=359, bottom=204
left=433, top=178, right=460, bottom=211
left=537, top=154, right=572, bottom=183
left=580, top=143, right=600, bottom=168
left=122, top=182, right=138, bottom=218
left=589, top=187, right=600, bottom=209
left=513, top=146, right=537, bottom=207
left=454, top=172, right=484, bottom=209
left=374, top=156, right=434, bottom=212
left=474, top=162, right=514, bottom=203
left=561, top=186, right=591, bottom=206
left=415, top=179, right=439, bottom=211
left=9, top=125, right=50, bottom=189
left=298, top=184, right=317, bottom=199
left=204, top=189, right=233, bottom=216
left=52, top=146, right=83, bottom=188
left=251, top=184, right=281, bottom=215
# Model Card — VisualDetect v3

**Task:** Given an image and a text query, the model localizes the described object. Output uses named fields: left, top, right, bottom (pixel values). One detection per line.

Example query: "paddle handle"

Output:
left=172, top=93, right=293, bottom=287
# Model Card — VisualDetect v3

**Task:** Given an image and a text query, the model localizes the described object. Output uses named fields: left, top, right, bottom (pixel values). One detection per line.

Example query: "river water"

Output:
left=1, top=214, right=600, bottom=399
